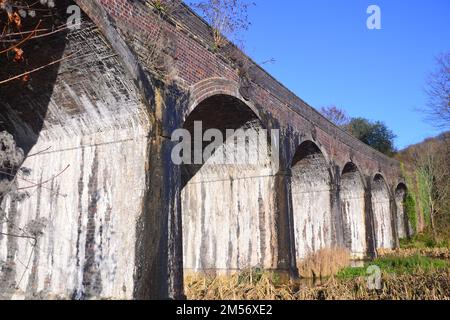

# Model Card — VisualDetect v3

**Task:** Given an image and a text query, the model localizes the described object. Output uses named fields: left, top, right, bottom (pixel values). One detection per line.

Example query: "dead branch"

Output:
left=0, top=52, right=77, bottom=85
left=0, top=19, right=41, bottom=55
left=17, top=164, right=70, bottom=190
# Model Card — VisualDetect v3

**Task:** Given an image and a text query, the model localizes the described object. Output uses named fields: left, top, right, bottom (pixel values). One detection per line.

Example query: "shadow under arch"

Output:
left=290, top=140, right=333, bottom=264
left=340, top=162, right=367, bottom=259
left=180, top=93, right=278, bottom=274
left=395, top=183, right=409, bottom=239
left=371, top=173, right=395, bottom=249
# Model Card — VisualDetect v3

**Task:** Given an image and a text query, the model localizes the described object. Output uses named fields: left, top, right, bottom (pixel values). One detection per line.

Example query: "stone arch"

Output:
left=371, top=174, right=395, bottom=249
left=340, top=162, right=367, bottom=259
left=180, top=92, right=277, bottom=274
left=395, top=183, right=409, bottom=239
left=290, top=140, right=333, bottom=261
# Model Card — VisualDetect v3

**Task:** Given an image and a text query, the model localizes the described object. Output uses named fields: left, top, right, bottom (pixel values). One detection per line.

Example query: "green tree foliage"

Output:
left=416, top=166, right=432, bottom=228
left=399, top=163, right=418, bottom=232
left=405, top=190, right=417, bottom=232
left=346, top=118, right=397, bottom=156
left=319, top=106, right=397, bottom=156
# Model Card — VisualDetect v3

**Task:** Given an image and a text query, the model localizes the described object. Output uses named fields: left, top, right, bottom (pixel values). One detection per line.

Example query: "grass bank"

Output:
left=400, top=233, right=450, bottom=250
left=338, top=254, right=450, bottom=279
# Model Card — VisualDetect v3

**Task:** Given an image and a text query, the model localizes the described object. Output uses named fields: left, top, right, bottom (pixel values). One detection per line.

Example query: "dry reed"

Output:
left=185, top=270, right=450, bottom=300
left=297, top=247, right=351, bottom=279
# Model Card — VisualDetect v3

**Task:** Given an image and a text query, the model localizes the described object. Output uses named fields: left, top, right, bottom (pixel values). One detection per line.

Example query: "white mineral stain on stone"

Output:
left=291, top=154, right=332, bottom=261
left=372, top=176, right=394, bottom=249
left=0, top=125, right=150, bottom=299
left=395, top=186, right=407, bottom=239
left=341, top=170, right=367, bottom=259
left=182, top=128, right=277, bottom=273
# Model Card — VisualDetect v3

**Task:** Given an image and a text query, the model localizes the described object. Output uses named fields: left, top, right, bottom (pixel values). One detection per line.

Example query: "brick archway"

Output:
left=187, top=78, right=260, bottom=121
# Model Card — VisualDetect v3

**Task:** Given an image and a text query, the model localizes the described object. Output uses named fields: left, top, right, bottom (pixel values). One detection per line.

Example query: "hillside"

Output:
left=395, top=132, right=450, bottom=239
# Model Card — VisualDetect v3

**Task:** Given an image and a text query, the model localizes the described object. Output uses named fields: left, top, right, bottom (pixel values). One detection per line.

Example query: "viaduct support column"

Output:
left=75, top=0, right=185, bottom=300
left=330, top=166, right=345, bottom=248
left=133, top=136, right=184, bottom=300
left=364, top=180, right=377, bottom=259
left=390, top=194, right=400, bottom=249
left=274, top=170, right=298, bottom=278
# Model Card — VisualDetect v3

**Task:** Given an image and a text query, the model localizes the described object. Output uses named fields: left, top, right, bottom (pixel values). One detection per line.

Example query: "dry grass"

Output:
left=296, top=271, right=450, bottom=300
left=185, top=247, right=450, bottom=300
left=185, top=271, right=293, bottom=300
left=185, top=270, right=450, bottom=300
left=297, top=247, right=351, bottom=279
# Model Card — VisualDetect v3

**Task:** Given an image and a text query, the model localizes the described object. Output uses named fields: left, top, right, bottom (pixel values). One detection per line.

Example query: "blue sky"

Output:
left=191, top=0, right=450, bottom=149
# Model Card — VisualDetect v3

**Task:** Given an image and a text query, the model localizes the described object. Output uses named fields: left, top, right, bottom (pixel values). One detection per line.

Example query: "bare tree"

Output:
left=423, top=52, right=450, bottom=129
left=0, top=0, right=69, bottom=85
left=320, top=106, right=351, bottom=127
left=190, top=0, right=254, bottom=49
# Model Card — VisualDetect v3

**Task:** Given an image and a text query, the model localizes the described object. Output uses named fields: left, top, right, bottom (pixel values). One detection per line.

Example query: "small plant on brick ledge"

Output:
left=149, top=0, right=169, bottom=16
left=147, top=0, right=181, bottom=17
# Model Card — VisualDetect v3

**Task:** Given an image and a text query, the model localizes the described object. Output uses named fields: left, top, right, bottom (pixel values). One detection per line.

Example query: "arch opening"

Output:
left=291, top=141, right=333, bottom=261
left=395, top=183, right=409, bottom=239
left=372, top=174, right=394, bottom=249
left=340, top=163, right=367, bottom=259
left=181, top=94, right=277, bottom=274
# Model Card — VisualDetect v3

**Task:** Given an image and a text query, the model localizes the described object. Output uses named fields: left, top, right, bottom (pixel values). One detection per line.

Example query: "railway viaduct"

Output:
left=0, top=0, right=409, bottom=299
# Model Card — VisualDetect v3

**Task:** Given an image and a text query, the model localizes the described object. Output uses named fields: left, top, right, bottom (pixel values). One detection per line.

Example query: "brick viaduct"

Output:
left=0, top=0, right=409, bottom=299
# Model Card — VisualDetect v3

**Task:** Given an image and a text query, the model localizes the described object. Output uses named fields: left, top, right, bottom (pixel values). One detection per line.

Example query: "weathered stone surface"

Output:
left=341, top=163, right=367, bottom=259
left=182, top=129, right=277, bottom=272
left=0, top=129, right=149, bottom=299
left=0, top=2, right=151, bottom=299
left=372, top=175, right=395, bottom=249
left=291, top=141, right=333, bottom=261
left=395, top=184, right=409, bottom=239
